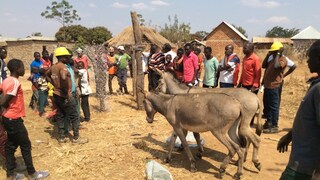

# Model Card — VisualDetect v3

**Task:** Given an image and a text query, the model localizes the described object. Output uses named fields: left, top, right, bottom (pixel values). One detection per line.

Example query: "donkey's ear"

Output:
left=153, top=68, right=164, bottom=76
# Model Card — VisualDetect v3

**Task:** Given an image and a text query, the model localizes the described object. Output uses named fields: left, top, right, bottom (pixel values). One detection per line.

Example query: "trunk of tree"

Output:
left=131, top=11, right=144, bottom=110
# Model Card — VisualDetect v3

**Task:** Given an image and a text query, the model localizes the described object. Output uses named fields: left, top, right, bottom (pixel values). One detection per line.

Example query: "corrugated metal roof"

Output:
left=2, top=36, right=56, bottom=41
left=291, top=26, right=320, bottom=40
left=252, top=37, right=293, bottom=44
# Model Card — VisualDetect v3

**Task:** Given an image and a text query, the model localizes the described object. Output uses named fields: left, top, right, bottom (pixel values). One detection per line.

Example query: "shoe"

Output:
left=58, top=137, right=68, bottom=143
left=263, top=126, right=279, bottom=134
left=261, top=114, right=266, bottom=119
left=262, top=122, right=270, bottom=129
left=72, top=137, right=88, bottom=144
left=29, top=171, right=50, bottom=180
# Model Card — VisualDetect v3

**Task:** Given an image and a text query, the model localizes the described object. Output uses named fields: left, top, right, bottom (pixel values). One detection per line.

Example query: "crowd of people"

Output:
left=0, top=38, right=319, bottom=179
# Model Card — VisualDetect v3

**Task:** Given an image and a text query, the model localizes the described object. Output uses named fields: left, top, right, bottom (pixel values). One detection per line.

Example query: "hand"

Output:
left=250, top=86, right=258, bottom=92
left=277, top=132, right=292, bottom=153
left=227, top=67, right=234, bottom=72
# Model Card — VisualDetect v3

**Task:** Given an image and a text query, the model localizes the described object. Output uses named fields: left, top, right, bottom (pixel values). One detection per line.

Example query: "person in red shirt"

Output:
left=41, top=51, right=52, bottom=71
left=183, top=43, right=199, bottom=86
left=74, top=47, right=89, bottom=71
left=238, top=43, right=261, bottom=126
left=238, top=43, right=261, bottom=93
left=0, top=59, right=49, bottom=179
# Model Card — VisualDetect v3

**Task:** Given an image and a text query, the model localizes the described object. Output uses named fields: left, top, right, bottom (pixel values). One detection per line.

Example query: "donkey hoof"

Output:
left=218, top=168, right=226, bottom=178
left=253, top=161, right=262, bottom=171
left=165, top=157, right=171, bottom=163
left=233, top=173, right=242, bottom=180
left=195, top=153, right=202, bottom=160
left=190, top=163, right=197, bottom=173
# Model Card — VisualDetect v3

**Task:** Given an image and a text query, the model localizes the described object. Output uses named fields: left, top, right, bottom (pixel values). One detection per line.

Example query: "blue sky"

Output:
left=1, top=0, right=320, bottom=40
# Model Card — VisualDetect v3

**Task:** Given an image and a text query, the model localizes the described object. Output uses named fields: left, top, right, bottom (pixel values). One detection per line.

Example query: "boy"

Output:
left=37, top=68, right=48, bottom=117
left=76, top=61, right=92, bottom=122
left=0, top=59, right=49, bottom=180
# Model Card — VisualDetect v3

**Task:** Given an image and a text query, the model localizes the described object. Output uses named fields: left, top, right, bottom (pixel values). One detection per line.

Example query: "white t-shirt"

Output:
left=267, top=55, right=295, bottom=68
left=78, top=69, right=92, bottom=95
left=219, top=54, right=239, bottom=84
left=164, top=50, right=177, bottom=63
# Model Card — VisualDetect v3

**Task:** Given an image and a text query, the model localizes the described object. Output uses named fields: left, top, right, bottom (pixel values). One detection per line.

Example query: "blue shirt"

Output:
left=66, top=64, right=76, bottom=93
left=30, top=59, right=43, bottom=79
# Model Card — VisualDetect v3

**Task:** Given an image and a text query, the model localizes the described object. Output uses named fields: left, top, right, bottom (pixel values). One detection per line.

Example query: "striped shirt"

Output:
left=148, top=52, right=165, bottom=71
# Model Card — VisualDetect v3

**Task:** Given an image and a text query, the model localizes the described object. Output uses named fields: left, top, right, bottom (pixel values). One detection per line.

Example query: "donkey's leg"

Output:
left=174, top=127, right=197, bottom=172
left=177, top=129, right=188, bottom=152
left=166, top=131, right=178, bottom=163
left=193, top=132, right=204, bottom=159
left=210, top=130, right=236, bottom=178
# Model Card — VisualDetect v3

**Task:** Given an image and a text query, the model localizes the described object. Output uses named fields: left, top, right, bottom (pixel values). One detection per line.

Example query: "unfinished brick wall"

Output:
left=205, top=24, right=246, bottom=61
left=6, top=40, right=74, bottom=69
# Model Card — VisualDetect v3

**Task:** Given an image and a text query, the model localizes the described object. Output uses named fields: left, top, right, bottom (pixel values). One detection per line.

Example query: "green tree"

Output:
left=159, top=15, right=192, bottom=45
left=191, top=31, right=209, bottom=40
left=232, top=24, right=248, bottom=38
left=55, top=25, right=88, bottom=42
left=41, top=0, right=81, bottom=27
left=85, top=26, right=112, bottom=45
left=137, top=14, right=145, bottom=26
left=266, top=26, right=300, bottom=38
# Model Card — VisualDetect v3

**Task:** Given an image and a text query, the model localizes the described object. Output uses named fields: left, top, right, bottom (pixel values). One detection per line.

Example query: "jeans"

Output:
left=263, top=86, right=281, bottom=126
left=148, top=70, right=161, bottom=91
left=117, top=68, right=127, bottom=89
left=53, top=94, right=80, bottom=139
left=220, top=82, right=234, bottom=88
left=2, top=117, right=36, bottom=177
left=80, top=95, right=90, bottom=120
left=38, top=90, right=48, bottom=114
left=0, top=120, right=7, bottom=160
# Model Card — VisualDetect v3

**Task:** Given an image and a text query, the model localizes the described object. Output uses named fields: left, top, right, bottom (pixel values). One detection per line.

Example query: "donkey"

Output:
left=154, top=69, right=262, bottom=171
left=144, top=91, right=246, bottom=179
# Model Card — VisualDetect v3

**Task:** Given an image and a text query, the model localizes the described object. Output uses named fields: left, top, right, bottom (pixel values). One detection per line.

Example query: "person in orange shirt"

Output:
left=106, top=47, right=117, bottom=95
left=238, top=43, right=261, bottom=93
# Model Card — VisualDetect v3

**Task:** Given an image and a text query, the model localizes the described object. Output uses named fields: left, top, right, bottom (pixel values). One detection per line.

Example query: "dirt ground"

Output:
left=0, top=59, right=310, bottom=180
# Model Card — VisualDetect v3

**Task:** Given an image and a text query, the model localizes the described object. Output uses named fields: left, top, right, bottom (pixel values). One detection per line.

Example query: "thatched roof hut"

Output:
left=106, top=26, right=175, bottom=50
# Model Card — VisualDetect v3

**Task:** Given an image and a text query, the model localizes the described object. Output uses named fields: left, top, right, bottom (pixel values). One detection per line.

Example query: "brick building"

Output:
left=2, top=36, right=74, bottom=68
left=291, top=26, right=320, bottom=56
left=203, top=21, right=248, bottom=60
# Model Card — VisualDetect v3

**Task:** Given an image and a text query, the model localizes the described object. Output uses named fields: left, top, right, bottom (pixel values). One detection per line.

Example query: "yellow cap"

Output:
left=55, top=47, right=71, bottom=57
left=269, top=41, right=283, bottom=51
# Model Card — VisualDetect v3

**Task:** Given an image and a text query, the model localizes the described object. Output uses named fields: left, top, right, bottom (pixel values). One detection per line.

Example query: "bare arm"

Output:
left=284, top=64, right=297, bottom=78
left=0, top=94, right=14, bottom=108
left=277, top=130, right=292, bottom=153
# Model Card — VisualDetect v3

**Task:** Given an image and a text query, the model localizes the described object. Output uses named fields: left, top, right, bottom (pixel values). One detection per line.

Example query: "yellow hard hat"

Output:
left=269, top=41, right=283, bottom=51
left=55, top=47, right=71, bottom=57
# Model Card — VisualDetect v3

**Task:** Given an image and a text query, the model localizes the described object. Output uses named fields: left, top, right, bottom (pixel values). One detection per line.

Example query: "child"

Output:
left=28, top=67, right=39, bottom=110
left=76, top=61, right=92, bottom=122
left=37, top=68, right=48, bottom=117
left=0, top=59, right=49, bottom=179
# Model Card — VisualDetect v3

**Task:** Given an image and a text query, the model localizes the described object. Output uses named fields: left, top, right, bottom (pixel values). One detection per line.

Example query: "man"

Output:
left=218, top=44, right=240, bottom=88
left=147, top=44, right=165, bottom=91
left=277, top=40, right=320, bottom=180
left=46, top=47, right=88, bottom=144
left=115, top=46, right=131, bottom=94
left=238, top=43, right=261, bottom=93
left=0, top=48, right=8, bottom=83
left=106, top=47, right=117, bottom=95
left=238, top=43, right=262, bottom=126
left=262, top=41, right=296, bottom=133
left=202, top=47, right=219, bottom=88
left=183, top=43, right=199, bottom=86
